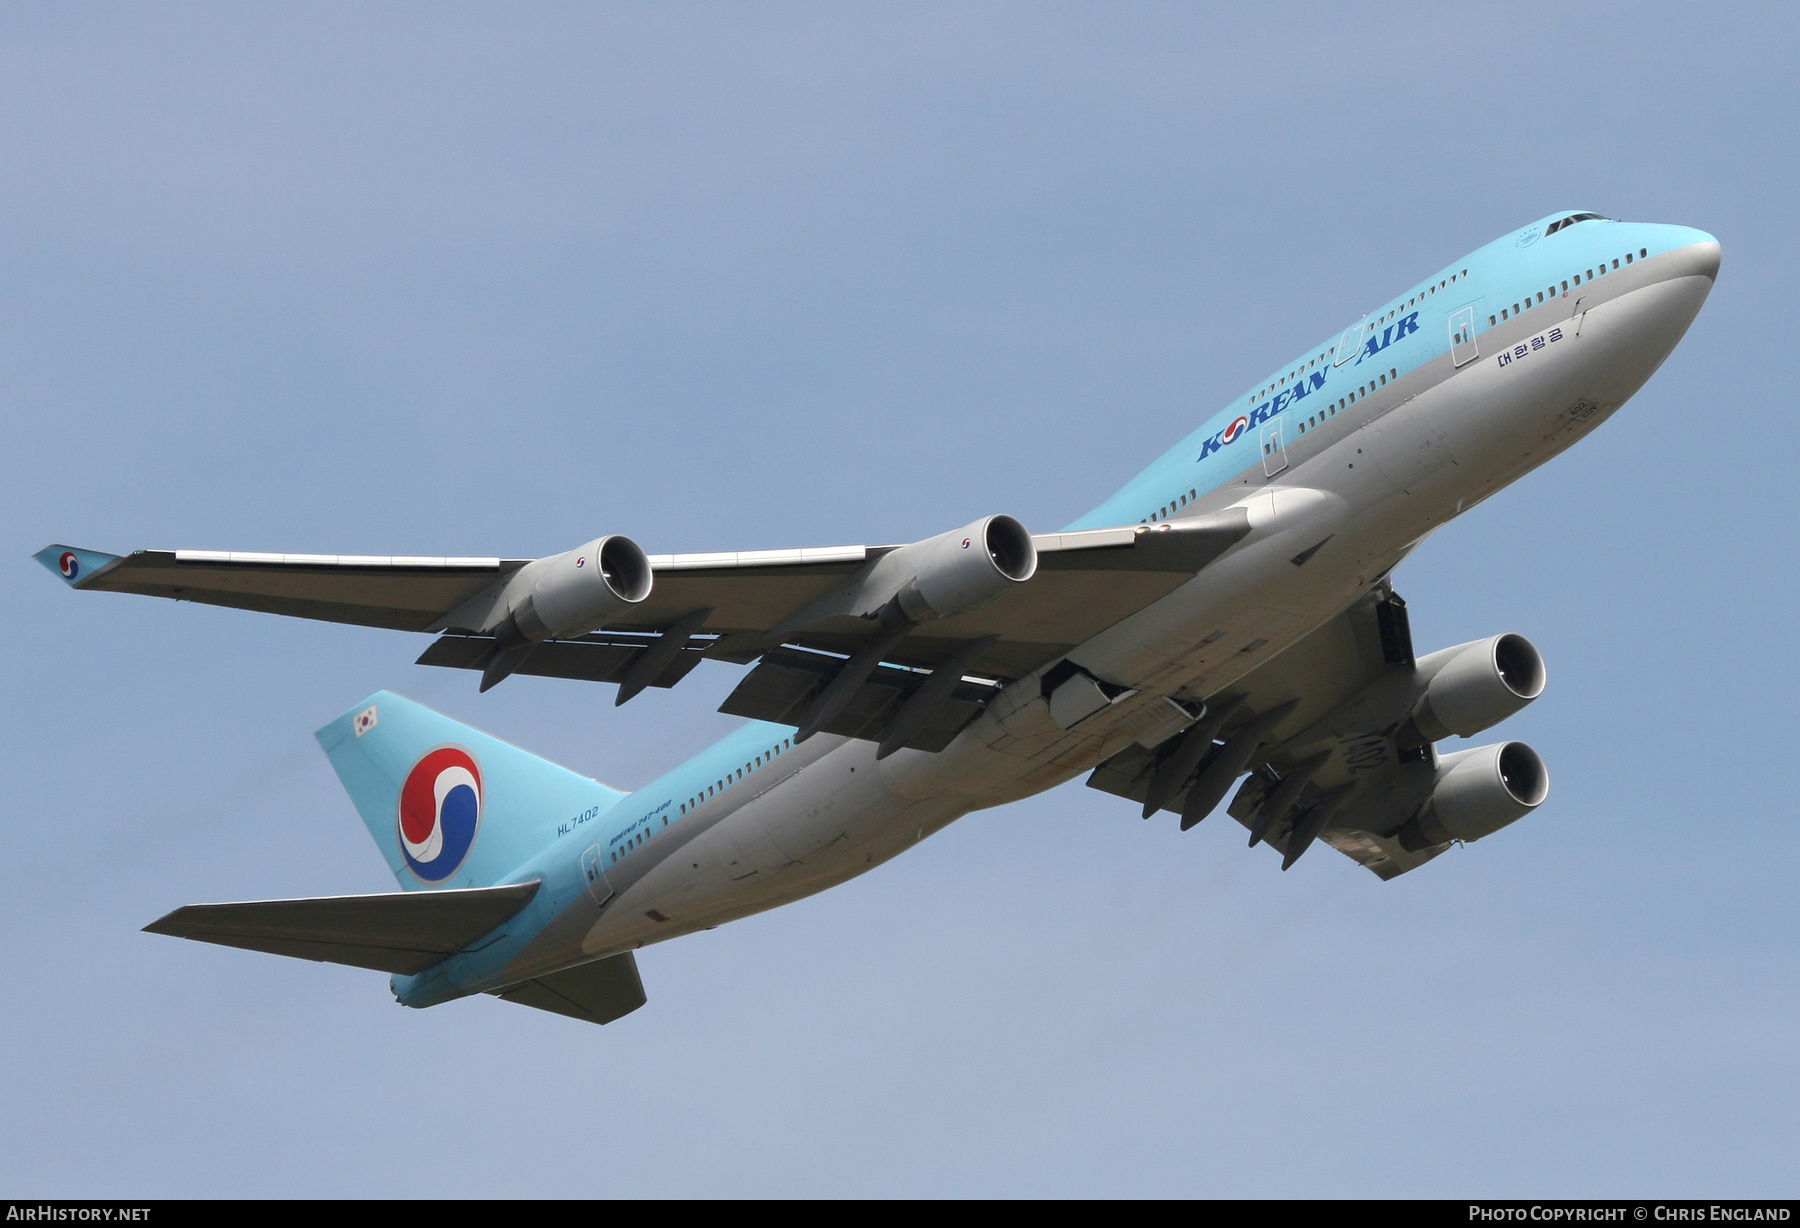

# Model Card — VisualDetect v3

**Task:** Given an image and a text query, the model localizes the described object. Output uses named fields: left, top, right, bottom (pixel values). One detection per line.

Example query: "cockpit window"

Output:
left=1545, top=212, right=1605, bottom=236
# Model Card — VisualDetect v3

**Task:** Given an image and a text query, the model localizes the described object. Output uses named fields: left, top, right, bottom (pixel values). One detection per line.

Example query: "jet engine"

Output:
left=882, top=513, right=1037, bottom=624
left=1397, top=740, right=1550, bottom=850
left=495, top=534, right=653, bottom=641
left=1410, top=633, right=1546, bottom=741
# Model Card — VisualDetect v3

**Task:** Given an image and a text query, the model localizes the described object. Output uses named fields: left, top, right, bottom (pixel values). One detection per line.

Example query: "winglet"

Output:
left=33, top=544, right=123, bottom=588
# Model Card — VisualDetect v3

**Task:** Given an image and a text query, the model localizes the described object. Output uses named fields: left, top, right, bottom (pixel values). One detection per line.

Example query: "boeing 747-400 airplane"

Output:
left=38, top=211, right=1719, bottom=1026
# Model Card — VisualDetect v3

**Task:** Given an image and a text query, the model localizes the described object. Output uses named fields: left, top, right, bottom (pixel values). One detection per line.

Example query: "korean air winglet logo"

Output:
left=397, top=746, right=482, bottom=883
left=59, top=551, right=79, bottom=580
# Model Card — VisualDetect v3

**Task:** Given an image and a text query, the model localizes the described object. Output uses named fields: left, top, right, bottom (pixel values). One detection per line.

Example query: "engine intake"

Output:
left=1397, top=741, right=1550, bottom=851
left=887, top=514, right=1037, bottom=624
left=498, top=534, right=652, bottom=641
left=1410, top=633, right=1546, bottom=741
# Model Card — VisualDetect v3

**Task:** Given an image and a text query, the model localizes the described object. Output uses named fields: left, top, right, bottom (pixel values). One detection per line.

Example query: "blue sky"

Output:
left=3, top=3, right=1795, bottom=1196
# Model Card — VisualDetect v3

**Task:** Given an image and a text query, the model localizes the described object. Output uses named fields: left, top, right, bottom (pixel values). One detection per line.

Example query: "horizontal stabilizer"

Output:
left=143, top=881, right=540, bottom=975
left=494, top=952, right=646, bottom=1026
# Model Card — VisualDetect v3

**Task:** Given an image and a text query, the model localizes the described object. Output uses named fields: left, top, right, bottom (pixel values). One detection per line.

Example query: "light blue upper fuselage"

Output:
left=1064, top=212, right=1716, bottom=531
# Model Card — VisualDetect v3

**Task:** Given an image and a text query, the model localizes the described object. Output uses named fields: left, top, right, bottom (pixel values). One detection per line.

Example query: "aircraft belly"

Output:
left=575, top=738, right=961, bottom=957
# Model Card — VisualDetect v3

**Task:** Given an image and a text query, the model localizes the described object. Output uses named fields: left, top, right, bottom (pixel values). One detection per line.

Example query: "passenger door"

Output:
left=581, top=844, right=614, bottom=905
left=1332, top=317, right=1368, bottom=368
left=1449, top=306, right=1480, bottom=367
left=1262, top=419, right=1288, bottom=477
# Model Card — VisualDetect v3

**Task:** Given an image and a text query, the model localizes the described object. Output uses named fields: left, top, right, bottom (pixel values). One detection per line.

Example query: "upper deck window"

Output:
left=1545, top=212, right=1605, bottom=236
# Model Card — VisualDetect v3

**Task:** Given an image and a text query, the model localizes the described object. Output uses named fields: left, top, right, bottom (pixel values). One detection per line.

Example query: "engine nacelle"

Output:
left=886, top=514, right=1037, bottom=624
left=499, top=534, right=652, bottom=641
left=1397, top=741, right=1550, bottom=850
left=1410, top=633, right=1546, bottom=741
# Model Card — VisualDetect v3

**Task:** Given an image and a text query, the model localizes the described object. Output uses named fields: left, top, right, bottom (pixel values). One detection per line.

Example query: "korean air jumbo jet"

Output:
left=38, top=212, right=1718, bottom=1026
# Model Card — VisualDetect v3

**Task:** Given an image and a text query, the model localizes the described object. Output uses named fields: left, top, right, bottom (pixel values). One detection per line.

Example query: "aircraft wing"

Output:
left=34, top=545, right=527, bottom=632
left=35, top=513, right=1250, bottom=687
left=1086, top=584, right=1452, bottom=880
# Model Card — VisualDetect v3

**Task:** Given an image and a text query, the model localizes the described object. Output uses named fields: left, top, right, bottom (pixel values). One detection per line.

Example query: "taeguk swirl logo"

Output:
left=397, top=746, right=483, bottom=883
left=59, top=551, right=80, bottom=580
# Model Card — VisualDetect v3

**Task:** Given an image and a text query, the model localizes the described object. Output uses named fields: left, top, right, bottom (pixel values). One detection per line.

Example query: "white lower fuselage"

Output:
left=496, top=238, right=1717, bottom=983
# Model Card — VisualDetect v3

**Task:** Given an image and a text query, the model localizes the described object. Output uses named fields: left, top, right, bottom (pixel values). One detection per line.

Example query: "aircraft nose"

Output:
left=1662, top=228, right=1721, bottom=281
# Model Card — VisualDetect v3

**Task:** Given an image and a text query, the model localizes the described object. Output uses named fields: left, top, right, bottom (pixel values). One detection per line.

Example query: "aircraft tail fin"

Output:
left=315, top=691, right=626, bottom=890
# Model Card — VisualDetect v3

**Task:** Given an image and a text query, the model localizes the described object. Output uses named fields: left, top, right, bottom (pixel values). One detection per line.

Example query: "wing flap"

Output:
left=718, top=647, right=996, bottom=752
left=493, top=952, right=646, bottom=1026
left=415, top=631, right=705, bottom=690
left=143, top=882, right=540, bottom=975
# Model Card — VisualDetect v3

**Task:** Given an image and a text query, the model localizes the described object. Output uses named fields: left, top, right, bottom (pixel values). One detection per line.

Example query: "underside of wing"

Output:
left=1086, top=584, right=1455, bottom=879
left=53, top=547, right=523, bottom=632
left=717, top=646, right=1000, bottom=752
left=416, top=630, right=710, bottom=691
